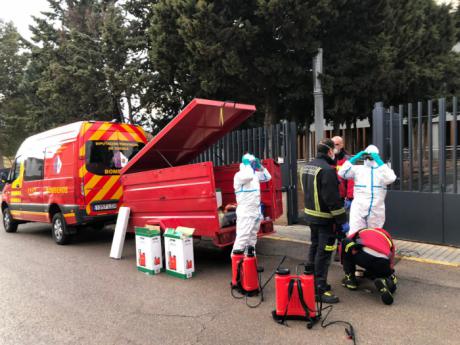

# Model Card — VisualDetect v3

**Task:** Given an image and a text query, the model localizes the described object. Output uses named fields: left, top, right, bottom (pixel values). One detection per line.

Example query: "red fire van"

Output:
left=121, top=99, right=282, bottom=247
left=1, top=121, right=147, bottom=244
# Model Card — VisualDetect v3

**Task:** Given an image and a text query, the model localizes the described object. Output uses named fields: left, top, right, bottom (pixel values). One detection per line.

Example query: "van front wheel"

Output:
left=3, top=207, right=18, bottom=233
left=52, top=213, right=71, bottom=245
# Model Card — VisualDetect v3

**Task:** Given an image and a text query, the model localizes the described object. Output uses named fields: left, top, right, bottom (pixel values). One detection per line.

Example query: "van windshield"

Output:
left=85, top=140, right=145, bottom=175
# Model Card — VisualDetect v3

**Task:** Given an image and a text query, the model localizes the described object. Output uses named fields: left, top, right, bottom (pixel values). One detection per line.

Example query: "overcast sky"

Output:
left=0, top=0, right=50, bottom=40
left=0, top=0, right=457, bottom=41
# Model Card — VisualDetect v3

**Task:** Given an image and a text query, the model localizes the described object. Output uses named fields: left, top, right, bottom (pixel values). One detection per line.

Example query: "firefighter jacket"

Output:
left=347, top=228, right=395, bottom=268
left=335, top=149, right=354, bottom=200
left=301, top=153, right=347, bottom=225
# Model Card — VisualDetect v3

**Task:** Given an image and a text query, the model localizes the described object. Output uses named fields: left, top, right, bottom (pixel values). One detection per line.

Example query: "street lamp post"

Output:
left=313, top=48, right=324, bottom=142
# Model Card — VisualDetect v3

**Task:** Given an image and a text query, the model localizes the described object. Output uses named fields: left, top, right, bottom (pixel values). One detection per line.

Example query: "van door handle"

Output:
left=159, top=196, right=166, bottom=200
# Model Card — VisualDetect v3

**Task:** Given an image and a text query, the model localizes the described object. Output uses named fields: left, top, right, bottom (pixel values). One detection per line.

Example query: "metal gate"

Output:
left=373, top=97, right=460, bottom=245
left=193, top=121, right=298, bottom=224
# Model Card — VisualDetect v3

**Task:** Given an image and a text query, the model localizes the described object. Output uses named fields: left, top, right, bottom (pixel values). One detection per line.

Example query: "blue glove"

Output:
left=344, top=199, right=352, bottom=210
left=340, top=222, right=350, bottom=234
left=349, top=151, right=365, bottom=164
left=250, top=158, right=262, bottom=171
left=370, top=152, right=384, bottom=167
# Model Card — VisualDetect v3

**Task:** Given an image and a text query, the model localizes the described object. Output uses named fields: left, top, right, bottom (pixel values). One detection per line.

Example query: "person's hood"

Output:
left=242, top=153, right=255, bottom=164
left=365, top=145, right=379, bottom=154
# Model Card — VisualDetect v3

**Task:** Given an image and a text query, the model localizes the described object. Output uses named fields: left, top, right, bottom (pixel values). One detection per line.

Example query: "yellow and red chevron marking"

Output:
left=78, top=122, right=146, bottom=159
left=120, top=123, right=145, bottom=142
left=77, top=121, right=147, bottom=215
left=84, top=174, right=104, bottom=194
left=104, top=177, right=124, bottom=201
left=89, top=123, right=113, bottom=141
left=85, top=175, right=121, bottom=215
left=79, top=165, right=87, bottom=178
left=96, top=124, right=140, bottom=142
left=79, top=122, right=105, bottom=157
left=84, top=174, right=111, bottom=200
left=111, top=185, right=123, bottom=201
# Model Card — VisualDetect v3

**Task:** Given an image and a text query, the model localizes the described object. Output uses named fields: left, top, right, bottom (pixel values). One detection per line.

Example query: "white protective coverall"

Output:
left=232, top=155, right=272, bottom=252
left=338, top=145, right=397, bottom=236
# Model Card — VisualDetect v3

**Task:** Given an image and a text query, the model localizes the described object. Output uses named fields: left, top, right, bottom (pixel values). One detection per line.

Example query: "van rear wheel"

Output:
left=3, top=207, right=18, bottom=233
left=52, top=213, right=71, bottom=245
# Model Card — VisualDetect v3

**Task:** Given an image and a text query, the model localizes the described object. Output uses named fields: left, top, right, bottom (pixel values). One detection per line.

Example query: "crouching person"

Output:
left=341, top=228, right=397, bottom=305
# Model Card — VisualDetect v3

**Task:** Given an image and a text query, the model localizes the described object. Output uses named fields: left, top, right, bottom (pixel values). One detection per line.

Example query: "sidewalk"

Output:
left=267, top=224, right=460, bottom=267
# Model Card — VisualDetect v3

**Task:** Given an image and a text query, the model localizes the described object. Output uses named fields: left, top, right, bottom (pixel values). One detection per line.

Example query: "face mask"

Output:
left=329, top=152, right=336, bottom=161
left=364, top=159, right=375, bottom=168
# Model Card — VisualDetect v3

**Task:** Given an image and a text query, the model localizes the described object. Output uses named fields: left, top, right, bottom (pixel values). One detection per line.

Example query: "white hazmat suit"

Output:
left=338, top=145, right=396, bottom=236
left=232, top=154, right=272, bottom=252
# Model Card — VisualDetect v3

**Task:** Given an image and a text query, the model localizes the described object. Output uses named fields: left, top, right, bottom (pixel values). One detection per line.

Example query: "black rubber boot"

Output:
left=374, top=278, right=394, bottom=305
left=341, top=274, right=358, bottom=290
left=386, top=274, right=397, bottom=294
left=320, top=290, right=340, bottom=304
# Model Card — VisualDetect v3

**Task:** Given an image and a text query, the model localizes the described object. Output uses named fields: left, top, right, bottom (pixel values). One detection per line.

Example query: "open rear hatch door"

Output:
left=121, top=99, right=256, bottom=174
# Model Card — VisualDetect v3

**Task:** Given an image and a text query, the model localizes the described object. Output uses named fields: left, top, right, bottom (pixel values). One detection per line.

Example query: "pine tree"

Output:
left=0, top=20, right=30, bottom=157
left=146, top=0, right=333, bottom=127
left=24, top=0, right=135, bottom=132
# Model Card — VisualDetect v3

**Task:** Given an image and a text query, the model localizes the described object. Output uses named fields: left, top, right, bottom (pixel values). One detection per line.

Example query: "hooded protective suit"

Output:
left=338, top=145, right=396, bottom=236
left=232, top=154, right=272, bottom=252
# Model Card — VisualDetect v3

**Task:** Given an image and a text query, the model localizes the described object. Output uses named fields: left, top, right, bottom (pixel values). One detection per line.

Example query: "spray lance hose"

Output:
left=240, top=255, right=287, bottom=309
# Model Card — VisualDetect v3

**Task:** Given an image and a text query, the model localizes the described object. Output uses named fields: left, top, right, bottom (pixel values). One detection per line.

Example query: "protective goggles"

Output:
left=362, top=154, right=374, bottom=161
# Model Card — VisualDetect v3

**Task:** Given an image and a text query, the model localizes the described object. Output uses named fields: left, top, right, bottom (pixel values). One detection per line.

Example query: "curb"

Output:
left=263, top=235, right=460, bottom=268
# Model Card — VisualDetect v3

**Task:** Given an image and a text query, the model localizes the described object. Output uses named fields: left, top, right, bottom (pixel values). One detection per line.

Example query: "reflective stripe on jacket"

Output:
left=301, top=154, right=347, bottom=225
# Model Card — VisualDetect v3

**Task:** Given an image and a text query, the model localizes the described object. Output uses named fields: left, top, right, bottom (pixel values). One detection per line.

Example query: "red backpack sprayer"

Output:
left=272, top=263, right=356, bottom=344
left=231, top=249, right=356, bottom=343
left=230, top=246, right=286, bottom=308
left=272, top=263, right=319, bottom=328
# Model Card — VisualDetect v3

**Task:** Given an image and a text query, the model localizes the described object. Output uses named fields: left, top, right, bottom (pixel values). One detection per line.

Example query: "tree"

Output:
left=322, top=0, right=460, bottom=126
left=101, top=2, right=136, bottom=123
left=24, top=0, right=138, bottom=132
left=0, top=20, right=30, bottom=157
left=146, top=0, right=333, bottom=128
left=122, top=0, right=162, bottom=128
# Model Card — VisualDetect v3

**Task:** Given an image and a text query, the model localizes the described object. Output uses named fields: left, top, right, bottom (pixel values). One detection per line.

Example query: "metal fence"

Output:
left=193, top=121, right=298, bottom=224
left=373, top=97, right=460, bottom=246
left=296, top=126, right=372, bottom=163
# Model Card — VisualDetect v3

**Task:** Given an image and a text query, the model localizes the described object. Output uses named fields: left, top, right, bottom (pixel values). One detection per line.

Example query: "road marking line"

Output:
left=265, top=235, right=309, bottom=244
left=395, top=255, right=460, bottom=268
left=265, top=235, right=460, bottom=267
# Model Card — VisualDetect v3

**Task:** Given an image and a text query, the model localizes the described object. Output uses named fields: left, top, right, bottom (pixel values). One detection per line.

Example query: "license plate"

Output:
left=93, top=203, right=118, bottom=211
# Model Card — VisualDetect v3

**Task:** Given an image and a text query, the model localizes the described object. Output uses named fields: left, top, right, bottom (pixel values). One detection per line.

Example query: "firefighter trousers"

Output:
left=308, top=223, right=336, bottom=292
left=343, top=250, right=394, bottom=278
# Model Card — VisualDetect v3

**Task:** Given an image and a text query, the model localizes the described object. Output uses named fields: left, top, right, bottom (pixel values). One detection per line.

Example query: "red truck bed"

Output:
left=120, top=99, right=282, bottom=246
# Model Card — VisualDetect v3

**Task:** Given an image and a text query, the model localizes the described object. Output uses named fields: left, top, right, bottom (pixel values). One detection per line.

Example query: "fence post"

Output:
left=453, top=96, right=458, bottom=194
left=288, top=122, right=298, bottom=224
left=372, top=102, right=387, bottom=160
left=439, top=98, right=447, bottom=193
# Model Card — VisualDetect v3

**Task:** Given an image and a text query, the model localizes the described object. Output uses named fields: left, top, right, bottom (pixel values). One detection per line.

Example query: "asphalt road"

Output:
left=0, top=222, right=459, bottom=345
